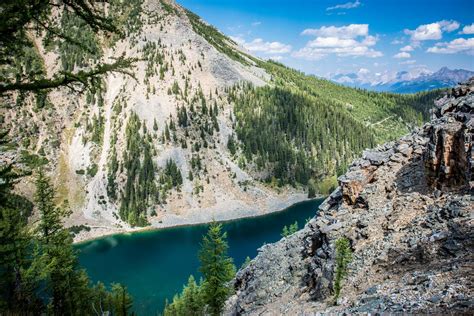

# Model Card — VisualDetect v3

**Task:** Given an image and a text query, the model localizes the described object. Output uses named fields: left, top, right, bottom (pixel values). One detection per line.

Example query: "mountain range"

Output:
left=331, top=67, right=474, bottom=93
left=3, top=0, right=441, bottom=242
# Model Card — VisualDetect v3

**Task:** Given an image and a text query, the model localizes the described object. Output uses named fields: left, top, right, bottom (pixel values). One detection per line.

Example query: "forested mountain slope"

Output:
left=1, top=0, right=440, bottom=241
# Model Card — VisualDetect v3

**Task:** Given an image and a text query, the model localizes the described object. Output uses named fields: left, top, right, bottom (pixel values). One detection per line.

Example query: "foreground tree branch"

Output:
left=0, top=57, right=137, bottom=93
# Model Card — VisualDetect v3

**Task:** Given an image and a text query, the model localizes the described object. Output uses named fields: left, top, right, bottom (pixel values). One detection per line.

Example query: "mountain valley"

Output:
left=2, top=0, right=440, bottom=242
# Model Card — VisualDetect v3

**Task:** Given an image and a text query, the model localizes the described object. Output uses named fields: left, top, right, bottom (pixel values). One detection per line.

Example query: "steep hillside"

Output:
left=226, top=79, right=473, bottom=315
left=1, top=0, right=440, bottom=241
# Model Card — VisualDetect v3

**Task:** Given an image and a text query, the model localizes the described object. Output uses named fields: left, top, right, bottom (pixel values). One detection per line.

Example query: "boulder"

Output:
left=338, top=168, right=375, bottom=205
left=363, top=150, right=390, bottom=166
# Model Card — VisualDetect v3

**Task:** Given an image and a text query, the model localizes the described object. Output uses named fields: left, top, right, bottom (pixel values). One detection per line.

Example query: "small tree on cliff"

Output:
left=333, top=237, right=352, bottom=304
left=199, top=222, right=236, bottom=315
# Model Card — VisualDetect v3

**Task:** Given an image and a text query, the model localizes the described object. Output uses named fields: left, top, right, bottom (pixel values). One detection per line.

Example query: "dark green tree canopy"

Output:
left=0, top=0, right=135, bottom=95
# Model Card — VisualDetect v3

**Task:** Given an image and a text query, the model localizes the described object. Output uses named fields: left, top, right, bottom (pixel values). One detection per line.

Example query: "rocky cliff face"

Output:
left=225, top=79, right=474, bottom=315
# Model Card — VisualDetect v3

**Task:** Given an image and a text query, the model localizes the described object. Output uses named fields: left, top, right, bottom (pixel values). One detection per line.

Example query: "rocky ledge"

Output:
left=225, top=79, right=474, bottom=315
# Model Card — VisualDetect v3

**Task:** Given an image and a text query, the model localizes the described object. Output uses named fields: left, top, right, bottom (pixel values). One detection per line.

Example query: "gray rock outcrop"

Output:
left=425, top=79, right=474, bottom=189
left=225, top=79, right=474, bottom=315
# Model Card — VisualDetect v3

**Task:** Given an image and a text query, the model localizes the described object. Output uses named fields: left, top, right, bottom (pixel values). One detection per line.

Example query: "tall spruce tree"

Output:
left=164, top=222, right=236, bottom=316
left=34, top=168, right=134, bottom=315
left=0, top=133, right=40, bottom=314
left=35, top=167, right=82, bottom=314
left=199, top=222, right=236, bottom=316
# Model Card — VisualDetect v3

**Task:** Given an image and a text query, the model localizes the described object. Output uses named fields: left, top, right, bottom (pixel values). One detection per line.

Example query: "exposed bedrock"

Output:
left=225, top=78, right=474, bottom=315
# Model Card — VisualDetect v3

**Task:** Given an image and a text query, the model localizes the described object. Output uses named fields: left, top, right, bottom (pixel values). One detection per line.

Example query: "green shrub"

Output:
left=281, top=221, right=298, bottom=237
left=87, top=163, right=98, bottom=177
left=69, top=224, right=91, bottom=236
left=308, top=179, right=317, bottom=198
left=333, top=237, right=352, bottom=303
left=317, top=175, right=338, bottom=196
left=20, top=150, right=48, bottom=168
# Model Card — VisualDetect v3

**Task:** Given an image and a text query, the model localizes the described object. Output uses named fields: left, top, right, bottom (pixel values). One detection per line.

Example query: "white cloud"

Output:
left=400, top=45, right=414, bottom=52
left=308, top=37, right=359, bottom=48
left=251, top=21, right=262, bottom=27
left=460, top=23, right=474, bottom=34
left=405, top=23, right=441, bottom=41
left=358, top=68, right=370, bottom=76
left=293, top=44, right=382, bottom=60
left=327, top=0, right=361, bottom=11
left=302, top=24, right=368, bottom=38
left=443, top=20, right=460, bottom=32
left=400, top=59, right=416, bottom=65
left=362, top=35, right=377, bottom=46
left=426, top=37, right=474, bottom=54
left=294, top=24, right=382, bottom=60
left=391, top=39, right=404, bottom=45
left=231, top=37, right=292, bottom=54
left=404, top=20, right=460, bottom=41
left=292, top=48, right=326, bottom=60
left=267, top=56, right=283, bottom=61
left=394, top=52, right=411, bottom=59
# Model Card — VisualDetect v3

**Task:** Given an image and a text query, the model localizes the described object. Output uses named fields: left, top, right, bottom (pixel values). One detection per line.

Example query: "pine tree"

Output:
left=164, top=275, right=205, bottom=316
left=35, top=168, right=79, bottom=314
left=181, top=275, right=204, bottom=315
left=111, top=283, right=133, bottom=316
left=281, top=221, right=298, bottom=237
left=0, top=191, right=39, bottom=313
left=35, top=168, right=131, bottom=315
left=0, top=135, right=40, bottom=313
left=227, top=134, right=237, bottom=155
left=241, top=256, right=251, bottom=269
left=199, top=222, right=236, bottom=315
left=307, top=179, right=317, bottom=198
left=164, top=122, right=171, bottom=141
left=35, top=167, right=63, bottom=245
left=213, top=101, right=218, bottom=116
left=0, top=163, right=135, bottom=315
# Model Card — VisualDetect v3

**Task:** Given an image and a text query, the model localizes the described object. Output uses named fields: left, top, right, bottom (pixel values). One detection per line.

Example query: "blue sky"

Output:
left=177, top=0, right=474, bottom=83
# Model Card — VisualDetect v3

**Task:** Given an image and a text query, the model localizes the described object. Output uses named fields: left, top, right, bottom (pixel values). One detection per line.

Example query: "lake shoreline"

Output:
left=73, top=193, right=323, bottom=245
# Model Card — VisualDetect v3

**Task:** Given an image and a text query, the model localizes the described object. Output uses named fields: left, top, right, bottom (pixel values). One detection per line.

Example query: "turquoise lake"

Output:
left=76, top=198, right=322, bottom=315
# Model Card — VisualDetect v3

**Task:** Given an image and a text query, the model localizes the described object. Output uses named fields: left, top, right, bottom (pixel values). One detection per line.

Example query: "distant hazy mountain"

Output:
left=384, top=67, right=474, bottom=93
left=331, top=67, right=474, bottom=93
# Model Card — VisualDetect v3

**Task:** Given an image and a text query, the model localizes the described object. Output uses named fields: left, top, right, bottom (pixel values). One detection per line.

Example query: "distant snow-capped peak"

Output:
left=329, top=66, right=473, bottom=92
